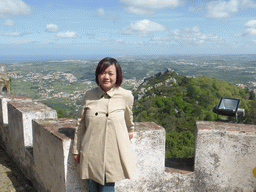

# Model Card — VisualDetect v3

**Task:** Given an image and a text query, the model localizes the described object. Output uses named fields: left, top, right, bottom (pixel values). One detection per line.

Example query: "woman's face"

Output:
left=98, top=64, right=117, bottom=92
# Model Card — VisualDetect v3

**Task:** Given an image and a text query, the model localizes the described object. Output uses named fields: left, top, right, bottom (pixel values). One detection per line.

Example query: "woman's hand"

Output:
left=73, top=154, right=80, bottom=164
left=128, top=132, right=133, bottom=140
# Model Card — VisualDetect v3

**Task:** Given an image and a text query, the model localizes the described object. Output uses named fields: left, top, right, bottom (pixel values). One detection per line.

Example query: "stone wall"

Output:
left=0, top=94, right=170, bottom=191
left=0, top=93, right=255, bottom=192
left=194, top=121, right=256, bottom=192
left=32, top=118, right=87, bottom=192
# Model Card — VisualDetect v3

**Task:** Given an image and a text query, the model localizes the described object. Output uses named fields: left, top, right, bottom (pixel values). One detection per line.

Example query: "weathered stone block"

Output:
left=7, top=100, right=57, bottom=179
left=32, top=118, right=87, bottom=192
left=31, top=120, right=166, bottom=192
left=0, top=94, right=32, bottom=149
left=115, top=122, right=166, bottom=192
left=132, top=122, right=166, bottom=178
left=194, top=121, right=256, bottom=192
left=0, top=94, right=32, bottom=126
left=8, top=100, right=57, bottom=148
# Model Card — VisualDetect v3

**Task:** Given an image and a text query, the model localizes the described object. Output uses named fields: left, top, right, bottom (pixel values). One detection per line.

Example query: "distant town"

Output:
left=8, top=69, right=140, bottom=102
left=3, top=54, right=256, bottom=113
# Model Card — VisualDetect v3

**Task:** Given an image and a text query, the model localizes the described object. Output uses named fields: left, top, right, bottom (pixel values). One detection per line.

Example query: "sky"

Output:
left=1, top=0, right=256, bottom=58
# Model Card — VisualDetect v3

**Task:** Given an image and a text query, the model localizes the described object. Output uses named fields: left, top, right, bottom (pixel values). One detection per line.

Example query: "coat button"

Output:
left=95, top=112, right=98, bottom=116
left=106, top=113, right=108, bottom=117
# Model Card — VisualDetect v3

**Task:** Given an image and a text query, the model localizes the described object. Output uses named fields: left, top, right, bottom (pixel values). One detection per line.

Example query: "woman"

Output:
left=73, top=57, right=136, bottom=192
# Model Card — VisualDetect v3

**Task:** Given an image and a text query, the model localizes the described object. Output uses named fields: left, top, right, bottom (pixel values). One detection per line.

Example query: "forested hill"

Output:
left=132, top=69, right=256, bottom=158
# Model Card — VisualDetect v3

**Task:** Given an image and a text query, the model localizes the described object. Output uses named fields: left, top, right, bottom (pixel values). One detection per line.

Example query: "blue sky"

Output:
left=1, top=0, right=256, bottom=58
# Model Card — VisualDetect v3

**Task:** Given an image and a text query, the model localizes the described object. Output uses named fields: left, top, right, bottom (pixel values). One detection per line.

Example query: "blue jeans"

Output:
left=86, top=179, right=115, bottom=192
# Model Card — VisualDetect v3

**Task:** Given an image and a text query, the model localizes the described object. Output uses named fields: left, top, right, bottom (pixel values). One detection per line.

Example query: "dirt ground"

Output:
left=0, top=143, right=36, bottom=192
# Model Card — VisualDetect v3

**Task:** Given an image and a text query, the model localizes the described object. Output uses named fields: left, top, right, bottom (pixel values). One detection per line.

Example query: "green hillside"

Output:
left=132, top=69, right=256, bottom=158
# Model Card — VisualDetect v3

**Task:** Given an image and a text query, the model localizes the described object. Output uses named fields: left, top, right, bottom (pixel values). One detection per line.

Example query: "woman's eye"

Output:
left=100, top=72, right=115, bottom=76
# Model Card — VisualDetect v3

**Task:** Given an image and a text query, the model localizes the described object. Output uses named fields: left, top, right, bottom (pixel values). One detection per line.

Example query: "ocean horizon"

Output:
left=1, top=54, right=256, bottom=64
left=0, top=54, right=108, bottom=63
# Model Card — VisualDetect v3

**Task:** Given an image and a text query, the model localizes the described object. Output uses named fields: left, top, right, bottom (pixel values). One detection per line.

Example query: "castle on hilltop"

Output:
left=0, top=65, right=255, bottom=192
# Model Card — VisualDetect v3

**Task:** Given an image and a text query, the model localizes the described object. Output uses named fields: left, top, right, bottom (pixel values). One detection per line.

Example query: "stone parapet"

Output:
left=5, top=99, right=57, bottom=181
left=1, top=92, right=256, bottom=192
left=133, top=122, right=166, bottom=178
left=32, top=118, right=87, bottom=192
left=0, top=93, right=170, bottom=191
left=0, top=94, right=32, bottom=126
left=31, top=119, right=167, bottom=192
left=116, top=122, right=166, bottom=192
left=8, top=100, right=57, bottom=149
left=0, top=94, right=32, bottom=145
left=195, top=121, right=256, bottom=192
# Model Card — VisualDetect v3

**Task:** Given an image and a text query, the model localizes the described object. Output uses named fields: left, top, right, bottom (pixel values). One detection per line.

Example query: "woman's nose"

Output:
left=104, top=74, right=109, bottom=79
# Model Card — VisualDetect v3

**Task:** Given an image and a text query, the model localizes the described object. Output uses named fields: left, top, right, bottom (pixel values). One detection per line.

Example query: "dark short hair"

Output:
left=95, top=57, right=123, bottom=87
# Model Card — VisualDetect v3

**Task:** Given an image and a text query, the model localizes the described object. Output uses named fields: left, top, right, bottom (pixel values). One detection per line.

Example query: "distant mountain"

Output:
left=132, top=69, right=255, bottom=158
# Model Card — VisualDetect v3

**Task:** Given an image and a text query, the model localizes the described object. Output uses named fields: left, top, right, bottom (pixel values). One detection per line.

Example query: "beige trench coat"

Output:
left=73, top=86, right=136, bottom=185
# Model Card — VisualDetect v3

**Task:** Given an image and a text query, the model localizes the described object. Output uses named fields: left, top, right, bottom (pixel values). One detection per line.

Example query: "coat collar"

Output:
left=97, top=86, right=118, bottom=98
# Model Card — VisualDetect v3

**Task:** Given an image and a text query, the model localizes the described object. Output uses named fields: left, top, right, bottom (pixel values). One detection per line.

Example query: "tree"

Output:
left=133, top=70, right=254, bottom=158
left=245, top=101, right=256, bottom=124
left=249, top=90, right=255, bottom=100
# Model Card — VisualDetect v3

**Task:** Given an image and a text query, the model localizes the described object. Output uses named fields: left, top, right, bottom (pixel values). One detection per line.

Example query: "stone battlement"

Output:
left=195, top=121, right=256, bottom=191
left=0, top=93, right=169, bottom=191
left=1, top=94, right=256, bottom=191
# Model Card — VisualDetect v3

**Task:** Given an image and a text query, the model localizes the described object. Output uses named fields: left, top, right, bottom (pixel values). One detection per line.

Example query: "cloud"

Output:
left=120, top=19, right=167, bottom=37
left=190, top=0, right=256, bottom=19
left=244, top=28, right=256, bottom=36
left=46, top=24, right=59, bottom=32
left=239, top=20, right=256, bottom=36
left=97, top=7, right=121, bottom=21
left=98, top=37, right=109, bottom=42
left=106, top=14, right=121, bottom=21
left=0, top=0, right=32, bottom=18
left=56, top=31, right=78, bottom=38
left=244, top=20, right=256, bottom=28
left=124, top=6, right=154, bottom=15
left=119, top=0, right=183, bottom=15
left=116, top=39, right=125, bottom=43
left=87, top=33, right=95, bottom=39
left=1, top=19, right=16, bottom=26
left=97, top=7, right=105, bottom=16
left=206, top=0, right=239, bottom=18
left=151, top=26, right=223, bottom=45
left=240, top=0, right=256, bottom=8
left=0, top=32, right=29, bottom=37
left=98, top=38, right=125, bottom=44
left=205, top=0, right=256, bottom=19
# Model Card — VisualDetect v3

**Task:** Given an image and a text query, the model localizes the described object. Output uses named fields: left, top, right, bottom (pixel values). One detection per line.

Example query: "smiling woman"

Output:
left=72, top=57, right=135, bottom=192
left=95, top=57, right=123, bottom=91
left=97, top=65, right=117, bottom=92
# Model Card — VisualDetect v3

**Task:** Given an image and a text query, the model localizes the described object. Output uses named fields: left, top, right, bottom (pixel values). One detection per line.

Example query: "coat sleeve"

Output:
left=73, top=94, right=87, bottom=154
left=125, top=90, right=134, bottom=133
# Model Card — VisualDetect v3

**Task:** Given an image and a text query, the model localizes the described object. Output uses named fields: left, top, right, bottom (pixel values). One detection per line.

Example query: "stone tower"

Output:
left=0, top=65, right=10, bottom=94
